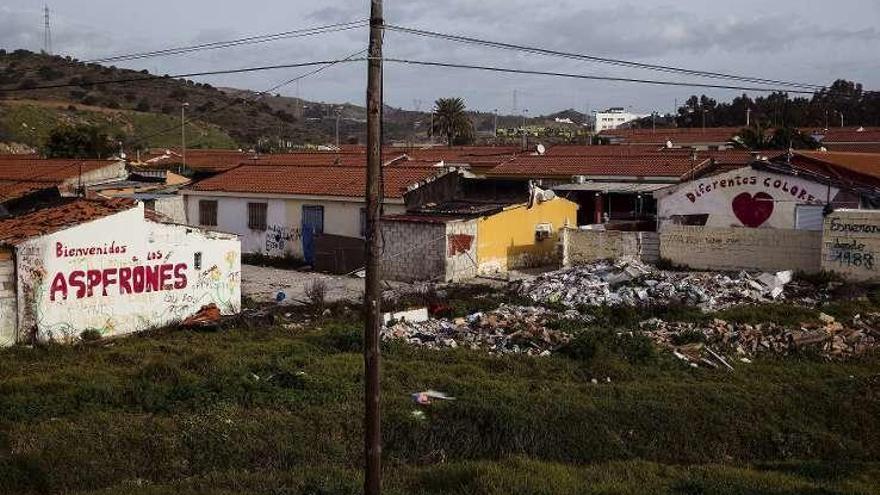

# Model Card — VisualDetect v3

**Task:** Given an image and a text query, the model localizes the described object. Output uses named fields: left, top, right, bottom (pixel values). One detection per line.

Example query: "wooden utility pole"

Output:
left=364, top=1, right=384, bottom=494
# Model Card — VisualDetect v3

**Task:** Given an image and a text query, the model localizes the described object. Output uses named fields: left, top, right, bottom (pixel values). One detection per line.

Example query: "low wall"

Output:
left=822, top=210, right=880, bottom=281
left=380, top=220, right=447, bottom=282
left=562, top=229, right=659, bottom=266
left=660, top=226, right=822, bottom=273
left=0, top=250, right=16, bottom=346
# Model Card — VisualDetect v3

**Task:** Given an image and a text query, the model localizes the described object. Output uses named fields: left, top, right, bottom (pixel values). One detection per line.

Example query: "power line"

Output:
left=84, top=20, right=368, bottom=64
left=148, top=49, right=367, bottom=148
left=382, top=58, right=819, bottom=94
left=0, top=59, right=364, bottom=94
left=383, top=24, right=826, bottom=91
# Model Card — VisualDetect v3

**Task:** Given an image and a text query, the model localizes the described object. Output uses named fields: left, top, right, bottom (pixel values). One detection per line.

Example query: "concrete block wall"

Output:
left=380, top=220, right=447, bottom=282
left=822, top=210, right=880, bottom=281
left=562, top=229, right=660, bottom=266
left=0, top=250, right=17, bottom=346
left=445, top=220, right=478, bottom=282
left=660, top=226, right=822, bottom=273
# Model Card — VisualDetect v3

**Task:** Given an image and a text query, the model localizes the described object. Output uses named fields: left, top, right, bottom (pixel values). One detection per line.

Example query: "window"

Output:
left=143, top=199, right=156, bottom=210
left=193, top=252, right=202, bottom=270
left=247, top=202, right=268, bottom=230
left=302, top=205, right=325, bottom=234
left=198, top=200, right=218, bottom=226
left=795, top=204, right=824, bottom=231
left=359, top=207, right=367, bottom=238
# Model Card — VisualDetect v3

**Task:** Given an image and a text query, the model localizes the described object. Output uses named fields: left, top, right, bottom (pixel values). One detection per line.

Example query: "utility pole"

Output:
left=521, top=109, right=528, bottom=150
left=493, top=109, right=498, bottom=141
left=335, top=108, right=342, bottom=149
left=652, top=111, right=656, bottom=134
left=364, top=2, right=383, bottom=494
left=429, top=111, right=434, bottom=145
left=43, top=5, right=52, bottom=55
left=180, top=102, right=189, bottom=175
left=701, top=109, right=707, bottom=134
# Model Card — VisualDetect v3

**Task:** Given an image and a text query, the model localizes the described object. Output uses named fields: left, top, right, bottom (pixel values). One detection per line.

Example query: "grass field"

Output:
left=0, top=286, right=878, bottom=494
left=0, top=100, right=237, bottom=150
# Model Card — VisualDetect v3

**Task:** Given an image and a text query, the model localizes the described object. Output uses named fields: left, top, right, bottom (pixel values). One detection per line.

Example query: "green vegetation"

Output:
left=0, top=287, right=878, bottom=494
left=432, top=97, right=475, bottom=146
left=0, top=102, right=237, bottom=151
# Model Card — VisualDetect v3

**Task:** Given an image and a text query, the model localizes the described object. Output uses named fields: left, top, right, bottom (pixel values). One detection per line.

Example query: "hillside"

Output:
left=0, top=49, right=587, bottom=151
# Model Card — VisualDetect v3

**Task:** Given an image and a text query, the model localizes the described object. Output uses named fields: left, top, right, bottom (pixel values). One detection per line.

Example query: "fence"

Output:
left=562, top=228, right=659, bottom=266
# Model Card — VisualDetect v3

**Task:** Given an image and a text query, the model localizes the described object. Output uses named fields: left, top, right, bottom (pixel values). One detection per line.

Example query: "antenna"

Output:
left=43, top=5, right=53, bottom=55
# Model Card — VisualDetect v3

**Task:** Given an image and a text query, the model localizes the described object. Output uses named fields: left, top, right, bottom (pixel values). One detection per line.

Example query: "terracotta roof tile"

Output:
left=189, top=165, right=444, bottom=198
left=792, top=151, right=880, bottom=183
left=488, top=153, right=710, bottom=179
left=0, top=198, right=136, bottom=246
left=0, top=158, right=118, bottom=182
left=598, top=127, right=742, bottom=144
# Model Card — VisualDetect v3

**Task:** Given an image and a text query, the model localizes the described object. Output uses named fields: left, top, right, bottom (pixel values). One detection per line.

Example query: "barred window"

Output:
left=198, top=200, right=218, bottom=226
left=247, top=202, right=268, bottom=230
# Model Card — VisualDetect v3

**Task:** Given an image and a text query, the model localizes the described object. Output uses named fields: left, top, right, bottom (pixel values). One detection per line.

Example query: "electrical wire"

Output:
left=383, top=24, right=825, bottom=91
left=380, top=58, right=819, bottom=94
left=0, top=59, right=365, bottom=94
left=84, top=20, right=368, bottom=64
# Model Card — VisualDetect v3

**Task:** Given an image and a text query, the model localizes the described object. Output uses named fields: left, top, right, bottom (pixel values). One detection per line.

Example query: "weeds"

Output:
left=304, top=278, right=328, bottom=311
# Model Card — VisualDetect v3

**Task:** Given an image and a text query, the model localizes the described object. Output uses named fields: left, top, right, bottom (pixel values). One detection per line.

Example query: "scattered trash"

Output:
left=181, top=304, right=221, bottom=328
left=383, top=304, right=584, bottom=355
left=275, top=291, right=287, bottom=303
left=517, top=259, right=806, bottom=311
left=641, top=313, right=880, bottom=365
left=410, top=410, right=427, bottom=420
left=384, top=307, right=430, bottom=326
left=411, top=390, right=456, bottom=405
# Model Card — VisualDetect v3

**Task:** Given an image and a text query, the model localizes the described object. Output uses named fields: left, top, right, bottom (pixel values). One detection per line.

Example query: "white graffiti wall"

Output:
left=15, top=204, right=241, bottom=343
left=656, top=167, right=839, bottom=229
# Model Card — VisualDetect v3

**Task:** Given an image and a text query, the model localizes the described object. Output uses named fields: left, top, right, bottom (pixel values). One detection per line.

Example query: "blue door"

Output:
left=302, top=205, right=324, bottom=264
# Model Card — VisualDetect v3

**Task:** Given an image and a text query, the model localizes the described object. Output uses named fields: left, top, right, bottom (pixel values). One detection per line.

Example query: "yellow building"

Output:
left=476, top=197, right=577, bottom=274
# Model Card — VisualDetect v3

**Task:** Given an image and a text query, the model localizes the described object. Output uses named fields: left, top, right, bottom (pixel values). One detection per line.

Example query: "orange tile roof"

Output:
left=488, top=154, right=710, bottom=179
left=0, top=158, right=118, bottom=182
left=793, top=151, right=880, bottom=181
left=807, top=127, right=880, bottom=143
left=0, top=198, right=136, bottom=246
left=0, top=180, right=57, bottom=202
left=599, top=127, right=743, bottom=145
left=189, top=165, right=444, bottom=199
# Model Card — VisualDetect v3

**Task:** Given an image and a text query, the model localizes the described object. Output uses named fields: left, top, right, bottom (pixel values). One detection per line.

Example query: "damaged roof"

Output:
left=0, top=198, right=136, bottom=246
left=0, top=158, right=122, bottom=202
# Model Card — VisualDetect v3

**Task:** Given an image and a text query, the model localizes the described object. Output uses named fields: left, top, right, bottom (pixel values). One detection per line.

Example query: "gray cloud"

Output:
left=1, top=0, right=878, bottom=114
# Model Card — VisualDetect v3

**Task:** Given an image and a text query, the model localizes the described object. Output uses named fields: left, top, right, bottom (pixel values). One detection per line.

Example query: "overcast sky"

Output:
left=2, top=0, right=879, bottom=115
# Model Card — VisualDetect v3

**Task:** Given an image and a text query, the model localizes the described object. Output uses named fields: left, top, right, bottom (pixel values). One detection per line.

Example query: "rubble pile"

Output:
left=382, top=305, right=583, bottom=355
left=640, top=313, right=880, bottom=365
left=518, top=258, right=801, bottom=311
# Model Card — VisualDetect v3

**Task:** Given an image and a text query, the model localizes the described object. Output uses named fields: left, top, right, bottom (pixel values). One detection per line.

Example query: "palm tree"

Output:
left=432, top=97, right=474, bottom=146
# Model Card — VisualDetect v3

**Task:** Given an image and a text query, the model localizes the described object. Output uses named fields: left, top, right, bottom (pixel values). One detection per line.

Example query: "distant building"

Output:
left=594, top=107, right=650, bottom=132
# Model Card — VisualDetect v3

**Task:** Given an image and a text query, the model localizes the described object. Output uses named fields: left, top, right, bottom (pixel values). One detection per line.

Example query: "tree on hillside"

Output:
left=432, top=97, right=474, bottom=146
left=43, top=124, right=114, bottom=159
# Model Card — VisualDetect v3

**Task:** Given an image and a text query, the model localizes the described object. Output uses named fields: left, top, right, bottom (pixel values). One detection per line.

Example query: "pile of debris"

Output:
left=640, top=312, right=880, bottom=365
left=517, top=258, right=803, bottom=311
left=382, top=305, right=583, bottom=355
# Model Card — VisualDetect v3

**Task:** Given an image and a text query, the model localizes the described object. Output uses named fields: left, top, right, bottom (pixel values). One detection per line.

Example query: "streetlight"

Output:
left=701, top=108, right=708, bottom=133
left=180, top=102, right=189, bottom=175
left=493, top=108, right=498, bottom=141
left=521, top=109, right=528, bottom=150
left=335, top=107, right=342, bottom=150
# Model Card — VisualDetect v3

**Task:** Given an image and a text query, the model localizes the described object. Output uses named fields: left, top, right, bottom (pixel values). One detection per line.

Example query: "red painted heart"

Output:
left=732, top=192, right=774, bottom=227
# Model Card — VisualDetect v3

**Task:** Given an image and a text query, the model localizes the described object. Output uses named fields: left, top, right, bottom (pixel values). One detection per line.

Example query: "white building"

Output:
left=594, top=107, right=650, bottom=132
left=0, top=198, right=240, bottom=346
left=180, top=162, right=449, bottom=263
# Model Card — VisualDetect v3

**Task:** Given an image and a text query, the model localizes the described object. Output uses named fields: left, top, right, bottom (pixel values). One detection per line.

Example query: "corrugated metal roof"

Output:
left=552, top=181, right=672, bottom=193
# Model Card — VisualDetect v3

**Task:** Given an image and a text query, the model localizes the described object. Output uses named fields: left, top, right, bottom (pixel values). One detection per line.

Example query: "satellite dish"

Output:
left=536, top=143, right=546, bottom=155
left=666, top=140, right=674, bottom=148
left=540, top=189, right=556, bottom=202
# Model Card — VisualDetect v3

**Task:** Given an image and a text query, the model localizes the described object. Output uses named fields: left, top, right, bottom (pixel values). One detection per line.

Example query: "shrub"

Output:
left=305, top=279, right=328, bottom=310
left=135, top=98, right=150, bottom=112
left=80, top=329, right=102, bottom=342
left=17, top=78, right=37, bottom=90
